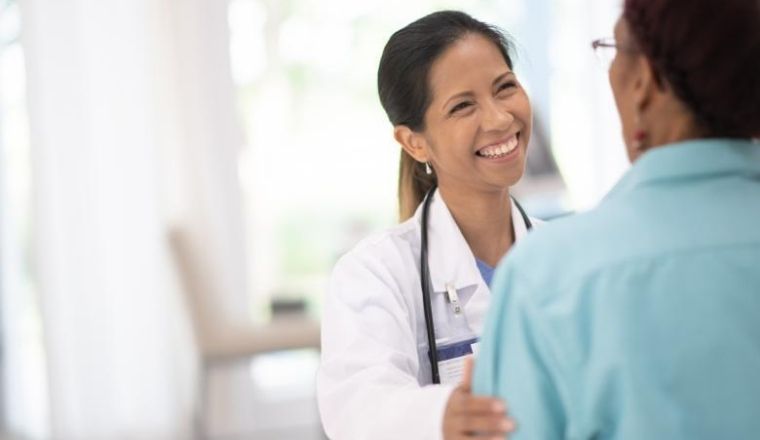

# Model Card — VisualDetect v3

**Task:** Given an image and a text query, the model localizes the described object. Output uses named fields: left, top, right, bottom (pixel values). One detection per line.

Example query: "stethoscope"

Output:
left=419, top=185, right=533, bottom=384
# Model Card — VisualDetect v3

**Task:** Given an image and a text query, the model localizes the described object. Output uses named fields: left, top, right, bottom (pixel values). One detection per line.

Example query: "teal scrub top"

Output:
left=473, top=138, right=760, bottom=439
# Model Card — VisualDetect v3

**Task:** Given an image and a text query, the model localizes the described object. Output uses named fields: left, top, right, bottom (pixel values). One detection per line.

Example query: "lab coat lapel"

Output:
left=423, top=190, right=534, bottom=335
left=424, top=191, right=532, bottom=288
left=425, top=190, right=483, bottom=294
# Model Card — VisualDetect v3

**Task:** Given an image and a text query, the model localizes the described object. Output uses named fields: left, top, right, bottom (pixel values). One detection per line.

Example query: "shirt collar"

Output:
left=606, top=138, right=760, bottom=200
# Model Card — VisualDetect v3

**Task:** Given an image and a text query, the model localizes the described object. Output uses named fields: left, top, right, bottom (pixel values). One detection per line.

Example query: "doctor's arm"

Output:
left=317, top=252, right=512, bottom=440
left=472, top=263, right=569, bottom=439
left=317, top=253, right=455, bottom=440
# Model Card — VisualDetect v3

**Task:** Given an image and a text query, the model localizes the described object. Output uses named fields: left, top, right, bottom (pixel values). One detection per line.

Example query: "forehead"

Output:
left=427, top=33, right=511, bottom=99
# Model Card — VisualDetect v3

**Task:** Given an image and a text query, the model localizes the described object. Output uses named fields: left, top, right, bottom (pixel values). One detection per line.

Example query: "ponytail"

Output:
left=398, top=150, right=436, bottom=221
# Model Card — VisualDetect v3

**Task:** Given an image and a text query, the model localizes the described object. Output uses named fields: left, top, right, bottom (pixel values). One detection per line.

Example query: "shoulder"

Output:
left=503, top=202, right=638, bottom=298
left=331, top=216, right=421, bottom=286
left=514, top=207, right=615, bottom=259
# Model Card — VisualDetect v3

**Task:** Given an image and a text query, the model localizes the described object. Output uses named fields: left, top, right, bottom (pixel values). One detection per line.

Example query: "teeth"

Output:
left=478, top=136, right=518, bottom=158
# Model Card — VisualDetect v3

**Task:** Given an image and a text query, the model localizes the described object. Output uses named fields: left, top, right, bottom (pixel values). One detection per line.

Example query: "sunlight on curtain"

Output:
left=16, top=0, right=213, bottom=436
left=0, top=1, right=49, bottom=437
left=549, top=0, right=628, bottom=209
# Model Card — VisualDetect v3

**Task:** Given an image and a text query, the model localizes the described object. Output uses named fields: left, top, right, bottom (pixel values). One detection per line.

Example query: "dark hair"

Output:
left=623, top=0, right=760, bottom=138
left=377, top=10, right=515, bottom=220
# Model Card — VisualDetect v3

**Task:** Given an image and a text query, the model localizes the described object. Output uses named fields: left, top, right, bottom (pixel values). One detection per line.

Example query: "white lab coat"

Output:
left=317, top=189, right=537, bottom=440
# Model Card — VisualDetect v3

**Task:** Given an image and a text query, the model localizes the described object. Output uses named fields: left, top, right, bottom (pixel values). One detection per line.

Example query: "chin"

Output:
left=500, top=169, right=526, bottom=189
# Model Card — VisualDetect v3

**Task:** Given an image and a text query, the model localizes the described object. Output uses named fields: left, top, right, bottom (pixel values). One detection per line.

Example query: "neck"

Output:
left=646, top=100, right=705, bottom=150
left=438, top=185, right=514, bottom=267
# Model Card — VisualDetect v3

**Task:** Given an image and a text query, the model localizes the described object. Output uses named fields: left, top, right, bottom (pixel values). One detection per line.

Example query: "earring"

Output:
left=632, top=107, right=648, bottom=152
left=425, top=162, right=432, bottom=175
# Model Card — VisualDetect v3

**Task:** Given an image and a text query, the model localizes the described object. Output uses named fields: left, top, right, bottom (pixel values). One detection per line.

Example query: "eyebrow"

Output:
left=441, top=71, right=515, bottom=111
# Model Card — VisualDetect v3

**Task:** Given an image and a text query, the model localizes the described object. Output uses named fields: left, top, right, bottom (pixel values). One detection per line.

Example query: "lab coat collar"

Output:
left=413, top=189, right=531, bottom=292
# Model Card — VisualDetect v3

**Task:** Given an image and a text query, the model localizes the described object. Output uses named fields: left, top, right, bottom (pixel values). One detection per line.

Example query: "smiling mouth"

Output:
left=475, top=133, right=519, bottom=158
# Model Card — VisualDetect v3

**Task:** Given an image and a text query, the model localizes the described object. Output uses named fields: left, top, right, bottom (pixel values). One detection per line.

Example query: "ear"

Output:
left=394, top=125, right=430, bottom=163
left=632, top=55, right=662, bottom=111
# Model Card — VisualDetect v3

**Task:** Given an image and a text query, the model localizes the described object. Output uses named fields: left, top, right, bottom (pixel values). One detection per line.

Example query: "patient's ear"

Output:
left=632, top=55, right=660, bottom=112
left=394, top=125, right=430, bottom=163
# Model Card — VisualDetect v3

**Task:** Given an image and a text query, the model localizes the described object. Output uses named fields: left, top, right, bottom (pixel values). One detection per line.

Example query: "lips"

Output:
left=475, top=133, right=519, bottom=158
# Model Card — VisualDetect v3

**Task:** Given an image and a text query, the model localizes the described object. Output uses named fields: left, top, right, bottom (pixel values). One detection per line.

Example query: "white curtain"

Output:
left=549, top=0, right=629, bottom=209
left=13, top=0, right=247, bottom=437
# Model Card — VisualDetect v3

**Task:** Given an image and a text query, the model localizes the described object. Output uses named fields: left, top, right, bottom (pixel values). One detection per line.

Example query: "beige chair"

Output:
left=168, top=226, right=321, bottom=439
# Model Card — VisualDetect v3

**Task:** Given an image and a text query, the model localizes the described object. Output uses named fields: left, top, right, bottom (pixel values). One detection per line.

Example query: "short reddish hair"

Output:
left=624, top=0, right=760, bottom=138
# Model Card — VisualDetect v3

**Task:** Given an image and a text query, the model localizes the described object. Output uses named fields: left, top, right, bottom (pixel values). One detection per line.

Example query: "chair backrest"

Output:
left=168, top=224, right=228, bottom=352
left=168, top=225, right=321, bottom=359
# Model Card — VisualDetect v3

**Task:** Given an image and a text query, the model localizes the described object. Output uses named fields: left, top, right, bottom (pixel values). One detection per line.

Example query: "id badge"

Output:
left=436, top=337, right=480, bottom=385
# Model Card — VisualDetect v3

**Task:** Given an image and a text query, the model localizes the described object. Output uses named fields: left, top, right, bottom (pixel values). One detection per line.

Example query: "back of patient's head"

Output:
left=624, top=0, right=759, bottom=138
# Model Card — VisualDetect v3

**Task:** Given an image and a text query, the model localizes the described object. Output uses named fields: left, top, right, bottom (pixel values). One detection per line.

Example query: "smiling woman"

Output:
left=398, top=32, right=532, bottom=228
left=317, top=10, right=541, bottom=440
left=378, top=13, right=532, bottom=222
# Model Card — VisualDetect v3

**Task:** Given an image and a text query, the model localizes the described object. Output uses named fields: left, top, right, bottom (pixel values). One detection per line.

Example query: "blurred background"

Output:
left=0, top=0, right=628, bottom=438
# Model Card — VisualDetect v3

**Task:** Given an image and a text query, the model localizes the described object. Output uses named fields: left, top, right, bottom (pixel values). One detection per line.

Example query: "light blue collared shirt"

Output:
left=474, top=138, right=760, bottom=439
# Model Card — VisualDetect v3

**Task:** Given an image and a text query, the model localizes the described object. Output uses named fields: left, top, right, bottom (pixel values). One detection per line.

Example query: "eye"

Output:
left=450, top=101, right=473, bottom=115
left=497, top=81, right=517, bottom=93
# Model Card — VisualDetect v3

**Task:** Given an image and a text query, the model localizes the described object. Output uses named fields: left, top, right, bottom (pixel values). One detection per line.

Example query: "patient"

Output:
left=473, top=0, right=760, bottom=438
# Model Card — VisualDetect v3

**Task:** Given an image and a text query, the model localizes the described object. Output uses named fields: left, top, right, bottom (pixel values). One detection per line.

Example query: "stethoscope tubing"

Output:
left=419, top=185, right=533, bottom=384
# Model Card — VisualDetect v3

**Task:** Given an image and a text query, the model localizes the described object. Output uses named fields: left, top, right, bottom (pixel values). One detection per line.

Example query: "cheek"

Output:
left=609, top=57, right=632, bottom=109
left=522, top=95, right=533, bottom=129
left=609, top=63, right=631, bottom=128
left=444, top=117, right=478, bottom=143
left=426, top=123, right=471, bottom=163
left=609, top=62, right=639, bottom=161
left=514, top=92, right=533, bottom=140
left=515, top=92, right=532, bottom=120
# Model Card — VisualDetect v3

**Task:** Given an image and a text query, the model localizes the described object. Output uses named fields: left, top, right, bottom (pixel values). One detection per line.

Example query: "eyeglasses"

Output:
left=591, top=38, right=618, bottom=70
left=591, top=38, right=636, bottom=70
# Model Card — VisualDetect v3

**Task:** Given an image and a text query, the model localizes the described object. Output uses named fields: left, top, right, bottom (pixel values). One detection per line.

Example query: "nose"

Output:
left=481, top=97, right=514, bottom=132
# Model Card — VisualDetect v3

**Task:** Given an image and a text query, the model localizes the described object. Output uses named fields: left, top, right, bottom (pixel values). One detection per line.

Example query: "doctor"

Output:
left=318, top=11, right=539, bottom=440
